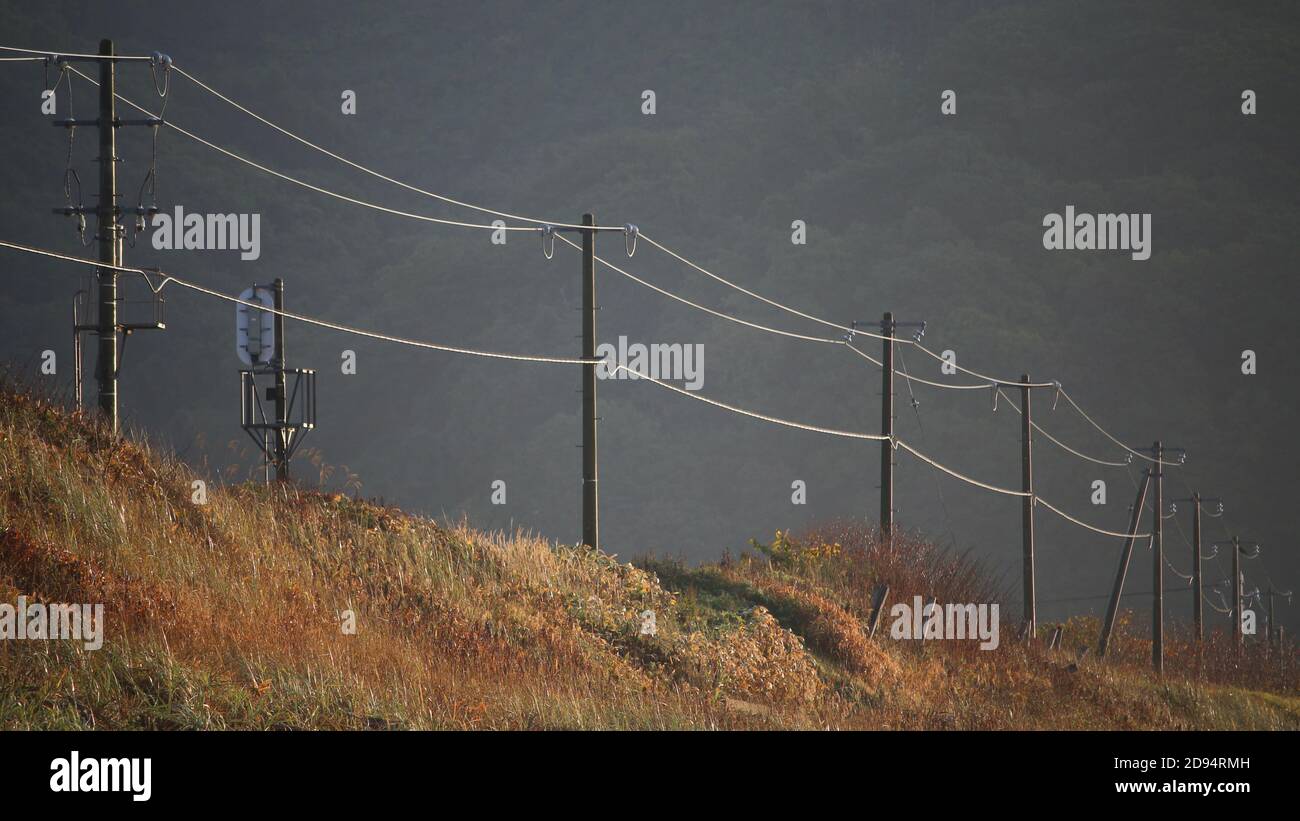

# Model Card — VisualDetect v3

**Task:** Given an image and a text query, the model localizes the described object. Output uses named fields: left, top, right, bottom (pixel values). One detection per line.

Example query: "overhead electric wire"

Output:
left=909, top=341, right=1057, bottom=388
left=554, top=234, right=845, bottom=344
left=0, top=240, right=598, bottom=365
left=638, top=234, right=873, bottom=337
left=1035, top=497, right=1152, bottom=540
left=0, top=45, right=154, bottom=61
left=170, top=64, right=622, bottom=232
left=892, top=439, right=1028, bottom=498
left=995, top=387, right=1131, bottom=467
left=1057, top=387, right=1183, bottom=466
left=896, top=345, right=959, bottom=547
left=609, top=366, right=887, bottom=441
left=66, top=66, right=539, bottom=233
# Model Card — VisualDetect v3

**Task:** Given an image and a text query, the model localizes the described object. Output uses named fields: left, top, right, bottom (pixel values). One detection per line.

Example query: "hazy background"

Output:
left=1, top=0, right=1296, bottom=631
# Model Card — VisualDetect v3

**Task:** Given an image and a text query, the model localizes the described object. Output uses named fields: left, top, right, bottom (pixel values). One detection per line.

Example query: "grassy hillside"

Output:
left=0, top=381, right=1296, bottom=729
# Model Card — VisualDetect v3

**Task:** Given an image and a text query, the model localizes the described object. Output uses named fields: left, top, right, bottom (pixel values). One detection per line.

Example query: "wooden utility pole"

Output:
left=272, top=278, right=288, bottom=481
left=1020, top=373, right=1036, bottom=639
left=1151, top=441, right=1164, bottom=674
left=1098, top=468, right=1151, bottom=657
left=879, top=312, right=894, bottom=548
left=95, top=39, right=120, bottom=430
left=581, top=213, right=599, bottom=551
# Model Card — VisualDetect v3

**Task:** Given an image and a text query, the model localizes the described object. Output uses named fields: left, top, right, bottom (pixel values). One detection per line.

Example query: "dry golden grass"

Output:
left=0, top=379, right=1296, bottom=730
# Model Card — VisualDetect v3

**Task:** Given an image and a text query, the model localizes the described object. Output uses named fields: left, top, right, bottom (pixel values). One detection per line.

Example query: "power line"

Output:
left=1035, top=497, right=1152, bottom=540
left=995, top=387, right=1130, bottom=467
left=0, top=240, right=599, bottom=365
left=554, top=234, right=846, bottom=344
left=0, top=45, right=154, bottom=61
left=1058, top=387, right=1183, bottom=467
left=896, top=345, right=959, bottom=547
left=170, top=64, right=624, bottom=232
left=609, top=365, right=887, bottom=441
left=66, top=66, right=540, bottom=233
left=639, top=234, right=874, bottom=337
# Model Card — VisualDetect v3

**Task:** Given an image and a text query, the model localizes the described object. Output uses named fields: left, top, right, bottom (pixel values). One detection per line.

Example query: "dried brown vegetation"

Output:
left=0, top=381, right=1296, bottom=729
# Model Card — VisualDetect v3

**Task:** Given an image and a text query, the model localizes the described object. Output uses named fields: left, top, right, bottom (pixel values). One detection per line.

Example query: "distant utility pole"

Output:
left=1211, top=536, right=1260, bottom=650
left=1098, top=467, right=1151, bottom=657
left=1172, top=493, right=1222, bottom=641
left=1265, top=586, right=1292, bottom=649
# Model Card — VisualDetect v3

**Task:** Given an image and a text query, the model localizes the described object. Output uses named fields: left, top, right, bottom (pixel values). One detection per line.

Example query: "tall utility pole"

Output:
left=272, top=278, right=288, bottom=481
left=581, top=213, right=599, bottom=551
left=56, top=43, right=166, bottom=428
left=1020, top=373, right=1036, bottom=638
left=1098, top=468, right=1151, bottom=657
left=95, top=39, right=120, bottom=430
left=871, top=313, right=924, bottom=548
left=879, top=312, right=894, bottom=547
left=1151, top=441, right=1164, bottom=674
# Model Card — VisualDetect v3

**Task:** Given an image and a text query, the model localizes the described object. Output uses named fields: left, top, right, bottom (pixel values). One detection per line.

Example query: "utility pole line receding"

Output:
left=581, top=213, right=599, bottom=551
left=96, top=39, right=119, bottom=430
left=1020, top=373, right=1036, bottom=639
left=1098, top=468, right=1150, bottom=657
